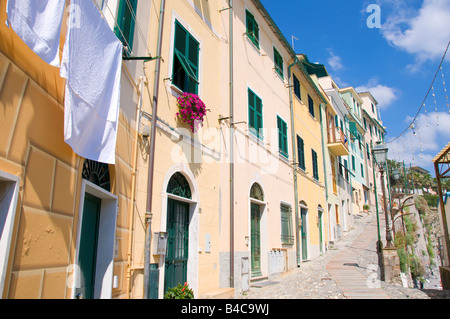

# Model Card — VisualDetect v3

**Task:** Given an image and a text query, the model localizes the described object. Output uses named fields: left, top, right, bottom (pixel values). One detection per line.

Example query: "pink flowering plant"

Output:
left=176, top=92, right=207, bottom=133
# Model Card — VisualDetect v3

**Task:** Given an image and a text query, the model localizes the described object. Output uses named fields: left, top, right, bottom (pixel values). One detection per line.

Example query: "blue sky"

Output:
left=260, top=0, right=450, bottom=176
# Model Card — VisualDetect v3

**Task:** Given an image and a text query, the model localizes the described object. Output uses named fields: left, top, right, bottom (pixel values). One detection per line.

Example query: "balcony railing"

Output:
left=327, top=127, right=349, bottom=156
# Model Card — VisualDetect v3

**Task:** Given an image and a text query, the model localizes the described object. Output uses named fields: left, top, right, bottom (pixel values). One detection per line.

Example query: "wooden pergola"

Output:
left=433, top=142, right=450, bottom=266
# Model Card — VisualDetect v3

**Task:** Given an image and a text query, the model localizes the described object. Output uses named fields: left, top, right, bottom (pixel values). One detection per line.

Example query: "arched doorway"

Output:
left=300, top=201, right=308, bottom=261
left=164, top=172, right=192, bottom=293
left=318, top=205, right=324, bottom=253
left=75, top=159, right=117, bottom=299
left=249, top=183, right=264, bottom=277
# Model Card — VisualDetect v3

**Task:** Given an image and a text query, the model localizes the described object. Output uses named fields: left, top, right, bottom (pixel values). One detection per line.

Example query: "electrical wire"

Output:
left=387, top=39, right=450, bottom=144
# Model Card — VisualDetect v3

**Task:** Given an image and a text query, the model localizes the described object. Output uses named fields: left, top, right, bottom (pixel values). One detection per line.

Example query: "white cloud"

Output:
left=327, top=48, right=344, bottom=72
left=380, top=0, right=450, bottom=70
left=355, top=79, right=399, bottom=109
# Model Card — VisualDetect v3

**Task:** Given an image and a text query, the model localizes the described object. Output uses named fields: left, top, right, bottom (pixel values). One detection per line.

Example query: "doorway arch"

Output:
left=299, top=201, right=309, bottom=261
left=249, top=182, right=266, bottom=278
left=159, top=164, right=199, bottom=298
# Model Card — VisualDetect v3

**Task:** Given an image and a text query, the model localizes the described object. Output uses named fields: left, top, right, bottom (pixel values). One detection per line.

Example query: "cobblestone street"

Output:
left=237, top=211, right=450, bottom=299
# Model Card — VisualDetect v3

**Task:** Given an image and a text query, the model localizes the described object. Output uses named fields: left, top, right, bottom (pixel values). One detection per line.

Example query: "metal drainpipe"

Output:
left=228, top=0, right=235, bottom=289
left=143, top=0, right=165, bottom=299
left=287, top=57, right=301, bottom=266
left=126, top=75, right=145, bottom=298
left=319, top=103, right=330, bottom=248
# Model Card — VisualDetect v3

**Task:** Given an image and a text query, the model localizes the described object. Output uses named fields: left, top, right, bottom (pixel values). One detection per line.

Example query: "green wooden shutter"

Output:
left=273, top=47, right=283, bottom=78
left=293, top=75, right=301, bottom=99
left=246, top=10, right=259, bottom=49
left=248, top=89, right=256, bottom=130
left=349, top=121, right=357, bottom=140
left=172, top=20, right=199, bottom=94
left=297, top=135, right=305, bottom=170
left=115, top=0, right=138, bottom=55
left=281, top=204, right=293, bottom=245
left=248, top=89, right=263, bottom=139
left=312, top=149, right=319, bottom=180
left=277, top=116, right=288, bottom=158
left=255, top=95, right=263, bottom=138
left=308, top=95, right=314, bottom=117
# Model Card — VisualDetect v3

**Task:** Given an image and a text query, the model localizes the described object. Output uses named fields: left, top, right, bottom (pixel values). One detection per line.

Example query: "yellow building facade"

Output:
left=0, top=0, right=143, bottom=298
left=291, top=56, right=329, bottom=261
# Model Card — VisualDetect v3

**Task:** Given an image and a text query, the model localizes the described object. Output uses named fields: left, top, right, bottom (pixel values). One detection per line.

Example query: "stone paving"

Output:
left=238, top=211, right=449, bottom=299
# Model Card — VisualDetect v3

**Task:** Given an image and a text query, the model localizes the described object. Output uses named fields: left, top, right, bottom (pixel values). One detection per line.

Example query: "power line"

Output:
left=387, top=39, right=450, bottom=144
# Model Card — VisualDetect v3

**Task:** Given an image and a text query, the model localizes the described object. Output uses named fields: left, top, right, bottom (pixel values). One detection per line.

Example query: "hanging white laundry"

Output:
left=61, top=0, right=123, bottom=164
left=6, top=0, right=66, bottom=67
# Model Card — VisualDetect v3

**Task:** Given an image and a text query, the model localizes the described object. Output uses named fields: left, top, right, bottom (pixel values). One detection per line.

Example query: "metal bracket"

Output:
left=219, top=6, right=232, bottom=12
left=123, top=56, right=162, bottom=62
left=218, top=116, right=232, bottom=124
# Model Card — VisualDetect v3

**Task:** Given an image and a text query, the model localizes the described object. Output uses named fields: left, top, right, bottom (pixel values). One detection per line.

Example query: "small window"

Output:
left=312, top=149, right=319, bottom=181
left=361, top=163, right=364, bottom=178
left=297, top=135, right=305, bottom=170
left=308, top=95, right=315, bottom=118
left=293, top=74, right=301, bottom=100
left=280, top=204, right=294, bottom=245
left=248, top=88, right=263, bottom=139
left=352, top=155, right=356, bottom=171
left=115, top=0, right=138, bottom=55
left=277, top=116, right=288, bottom=158
left=172, top=20, right=200, bottom=94
left=245, top=10, right=260, bottom=49
left=273, top=47, right=284, bottom=79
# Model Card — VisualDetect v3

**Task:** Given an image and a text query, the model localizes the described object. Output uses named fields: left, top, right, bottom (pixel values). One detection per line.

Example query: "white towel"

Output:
left=61, top=0, right=123, bottom=164
left=6, top=0, right=66, bottom=67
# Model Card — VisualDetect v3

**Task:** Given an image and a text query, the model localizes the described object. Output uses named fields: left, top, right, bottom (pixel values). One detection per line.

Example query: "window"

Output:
left=293, top=74, right=301, bottom=100
left=343, top=159, right=349, bottom=180
left=312, top=149, right=319, bottom=181
left=172, top=20, right=200, bottom=94
left=361, top=163, right=364, bottom=178
left=351, top=155, right=356, bottom=171
left=308, top=95, right=315, bottom=118
left=115, top=0, right=138, bottom=55
left=245, top=10, right=259, bottom=49
left=273, top=47, right=284, bottom=79
left=280, top=204, right=294, bottom=245
left=277, top=116, right=288, bottom=158
left=297, top=135, right=305, bottom=170
left=248, top=88, right=263, bottom=139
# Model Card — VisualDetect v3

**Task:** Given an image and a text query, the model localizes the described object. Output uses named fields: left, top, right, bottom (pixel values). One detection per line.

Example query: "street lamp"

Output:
left=372, top=142, right=394, bottom=248
left=393, top=169, right=400, bottom=181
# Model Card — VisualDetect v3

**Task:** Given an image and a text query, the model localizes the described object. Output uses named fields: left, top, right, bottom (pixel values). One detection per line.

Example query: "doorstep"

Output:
left=200, top=287, right=235, bottom=299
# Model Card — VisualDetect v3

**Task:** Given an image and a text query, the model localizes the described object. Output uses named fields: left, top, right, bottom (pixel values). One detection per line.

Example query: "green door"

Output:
left=318, top=211, right=323, bottom=253
left=165, top=199, right=189, bottom=293
left=301, top=208, right=308, bottom=260
left=251, top=203, right=261, bottom=277
left=78, top=193, right=101, bottom=299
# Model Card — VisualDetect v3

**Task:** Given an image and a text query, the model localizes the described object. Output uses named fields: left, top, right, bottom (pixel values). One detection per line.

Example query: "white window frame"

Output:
left=0, top=171, right=20, bottom=298
left=71, top=179, right=118, bottom=299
